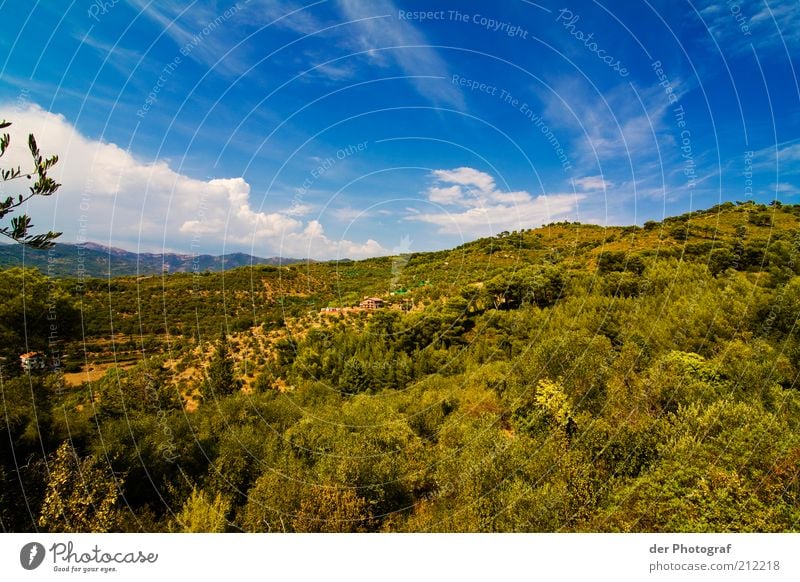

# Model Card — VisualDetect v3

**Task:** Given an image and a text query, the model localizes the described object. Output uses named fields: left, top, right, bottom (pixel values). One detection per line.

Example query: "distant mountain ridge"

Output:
left=0, top=241, right=305, bottom=278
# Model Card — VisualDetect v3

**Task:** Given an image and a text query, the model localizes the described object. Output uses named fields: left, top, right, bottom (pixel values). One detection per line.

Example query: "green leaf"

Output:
left=28, top=133, right=39, bottom=159
left=0, top=122, right=61, bottom=249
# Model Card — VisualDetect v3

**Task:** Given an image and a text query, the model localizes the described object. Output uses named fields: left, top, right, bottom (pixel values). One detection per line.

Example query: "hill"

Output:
left=3, top=200, right=800, bottom=533
left=68, top=200, right=800, bottom=335
left=0, top=241, right=304, bottom=277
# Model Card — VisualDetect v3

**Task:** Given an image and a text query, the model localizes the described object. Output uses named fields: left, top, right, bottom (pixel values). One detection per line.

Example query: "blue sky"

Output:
left=0, top=0, right=798, bottom=259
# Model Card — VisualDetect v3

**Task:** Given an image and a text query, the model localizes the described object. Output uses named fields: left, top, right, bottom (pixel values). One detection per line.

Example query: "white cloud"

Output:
left=329, top=206, right=374, bottom=223
left=749, top=0, right=800, bottom=46
left=408, top=167, right=584, bottom=237
left=431, top=167, right=496, bottom=193
left=335, top=0, right=465, bottom=108
left=541, top=78, right=679, bottom=172
left=309, top=61, right=360, bottom=82
left=537, top=76, right=709, bottom=215
left=0, top=103, right=385, bottom=259
left=284, top=202, right=316, bottom=216
left=73, top=33, right=142, bottom=78
left=126, top=0, right=253, bottom=76
left=573, top=175, right=613, bottom=190
left=750, top=141, right=800, bottom=173
left=695, top=0, right=800, bottom=53
left=425, top=167, right=532, bottom=208
left=775, top=144, right=800, bottom=165
left=245, top=0, right=464, bottom=105
left=427, top=184, right=465, bottom=205
left=254, top=0, right=327, bottom=36
left=769, top=182, right=797, bottom=193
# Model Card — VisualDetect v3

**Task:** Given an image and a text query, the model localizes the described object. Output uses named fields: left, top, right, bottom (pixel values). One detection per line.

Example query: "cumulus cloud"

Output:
left=0, top=103, right=384, bottom=259
left=408, top=166, right=584, bottom=237
left=431, top=167, right=497, bottom=193
left=427, top=184, right=465, bottom=205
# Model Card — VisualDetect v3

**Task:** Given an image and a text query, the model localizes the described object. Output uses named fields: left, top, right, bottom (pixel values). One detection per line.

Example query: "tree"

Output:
left=484, top=266, right=564, bottom=310
left=173, top=487, right=229, bottom=532
left=340, top=357, right=370, bottom=394
left=292, top=487, right=372, bottom=532
left=90, top=358, right=182, bottom=420
left=598, top=251, right=645, bottom=275
left=200, top=331, right=242, bottom=402
left=535, top=378, right=572, bottom=430
left=39, top=442, right=122, bottom=533
left=708, top=247, right=735, bottom=277
left=0, top=268, right=79, bottom=364
left=0, top=121, right=61, bottom=249
left=0, top=373, right=53, bottom=531
left=669, top=222, right=689, bottom=241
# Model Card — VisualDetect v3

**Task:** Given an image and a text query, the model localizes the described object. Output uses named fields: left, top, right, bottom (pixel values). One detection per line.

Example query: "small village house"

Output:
left=359, top=297, right=384, bottom=310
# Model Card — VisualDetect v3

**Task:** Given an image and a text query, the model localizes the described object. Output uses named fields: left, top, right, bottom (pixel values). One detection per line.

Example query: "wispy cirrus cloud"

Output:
left=749, top=140, right=800, bottom=174
left=540, top=77, right=679, bottom=171
left=73, top=33, right=142, bottom=78
left=126, top=0, right=254, bottom=76
left=696, top=0, right=800, bottom=55
left=539, top=75, right=703, bottom=215
left=769, top=182, right=797, bottom=194
left=336, top=0, right=464, bottom=108
left=258, top=0, right=464, bottom=107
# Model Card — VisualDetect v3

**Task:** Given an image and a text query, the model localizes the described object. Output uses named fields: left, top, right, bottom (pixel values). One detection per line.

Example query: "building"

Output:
left=20, top=352, right=46, bottom=372
left=359, top=297, right=384, bottom=310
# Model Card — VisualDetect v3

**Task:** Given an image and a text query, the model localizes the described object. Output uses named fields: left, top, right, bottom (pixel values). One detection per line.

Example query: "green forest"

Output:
left=2, top=200, right=800, bottom=532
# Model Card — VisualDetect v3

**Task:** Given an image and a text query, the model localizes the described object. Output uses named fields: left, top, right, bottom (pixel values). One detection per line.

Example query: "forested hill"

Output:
left=0, top=241, right=303, bottom=277
left=6, top=200, right=800, bottom=346
left=4, top=199, right=800, bottom=533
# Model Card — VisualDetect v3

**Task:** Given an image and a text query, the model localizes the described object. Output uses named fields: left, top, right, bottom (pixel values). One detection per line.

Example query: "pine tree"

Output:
left=200, top=331, right=242, bottom=402
left=173, top=487, right=229, bottom=532
left=340, top=357, right=369, bottom=394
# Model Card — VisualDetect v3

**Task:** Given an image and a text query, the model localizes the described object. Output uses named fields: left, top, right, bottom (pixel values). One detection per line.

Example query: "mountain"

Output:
left=53, top=199, right=800, bottom=341
left=5, top=200, right=800, bottom=533
left=0, top=241, right=305, bottom=277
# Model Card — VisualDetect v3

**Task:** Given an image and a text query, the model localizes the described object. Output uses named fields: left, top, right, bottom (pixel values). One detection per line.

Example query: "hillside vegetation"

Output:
left=2, top=200, right=800, bottom=532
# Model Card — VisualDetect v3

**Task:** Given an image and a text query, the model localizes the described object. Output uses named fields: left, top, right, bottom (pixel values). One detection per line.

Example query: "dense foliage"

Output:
left=2, top=201, right=800, bottom=532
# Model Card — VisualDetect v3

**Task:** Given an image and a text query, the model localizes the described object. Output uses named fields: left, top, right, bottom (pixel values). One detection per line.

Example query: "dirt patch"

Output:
left=62, top=359, right=139, bottom=387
